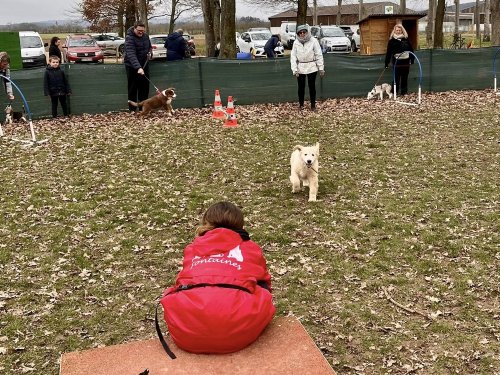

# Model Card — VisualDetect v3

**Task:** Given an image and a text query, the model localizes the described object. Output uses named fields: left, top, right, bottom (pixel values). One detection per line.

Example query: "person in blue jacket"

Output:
left=264, top=34, right=281, bottom=59
left=165, top=29, right=189, bottom=61
left=124, top=21, right=152, bottom=112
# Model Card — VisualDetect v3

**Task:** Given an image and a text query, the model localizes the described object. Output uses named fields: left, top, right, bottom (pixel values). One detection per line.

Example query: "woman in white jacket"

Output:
left=290, top=24, right=325, bottom=111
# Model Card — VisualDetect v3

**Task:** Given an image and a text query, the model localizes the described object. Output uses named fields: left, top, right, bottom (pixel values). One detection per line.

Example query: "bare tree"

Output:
left=475, top=0, right=480, bottom=39
left=454, top=0, right=460, bottom=35
left=337, top=0, right=342, bottom=26
left=297, top=0, right=307, bottom=25
left=400, top=0, right=406, bottom=14
left=313, top=0, right=318, bottom=25
left=359, top=0, right=364, bottom=21
left=484, top=0, right=490, bottom=41
left=219, top=0, right=236, bottom=58
left=426, top=0, right=435, bottom=47
left=491, top=0, right=500, bottom=45
left=433, top=0, right=445, bottom=48
left=201, top=0, right=216, bottom=57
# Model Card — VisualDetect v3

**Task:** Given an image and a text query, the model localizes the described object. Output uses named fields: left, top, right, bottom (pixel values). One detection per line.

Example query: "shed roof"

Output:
left=268, top=2, right=419, bottom=19
left=357, top=13, right=427, bottom=24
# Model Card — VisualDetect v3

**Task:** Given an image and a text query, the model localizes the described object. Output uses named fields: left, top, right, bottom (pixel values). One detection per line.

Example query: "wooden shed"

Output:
left=357, top=13, right=426, bottom=55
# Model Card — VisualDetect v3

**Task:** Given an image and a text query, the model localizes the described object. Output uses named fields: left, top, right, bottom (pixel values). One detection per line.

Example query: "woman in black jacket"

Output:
left=48, top=37, right=62, bottom=62
left=384, top=24, right=414, bottom=96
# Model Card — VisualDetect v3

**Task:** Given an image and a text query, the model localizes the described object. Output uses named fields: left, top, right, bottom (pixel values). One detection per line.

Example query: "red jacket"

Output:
left=160, top=228, right=275, bottom=353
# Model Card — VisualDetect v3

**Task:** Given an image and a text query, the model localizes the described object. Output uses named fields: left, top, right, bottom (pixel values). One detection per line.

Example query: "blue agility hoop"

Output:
left=0, top=74, right=47, bottom=146
left=493, top=47, right=500, bottom=94
left=392, top=52, right=423, bottom=106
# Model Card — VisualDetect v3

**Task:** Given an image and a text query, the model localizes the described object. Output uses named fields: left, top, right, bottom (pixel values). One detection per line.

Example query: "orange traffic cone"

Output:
left=212, top=89, right=225, bottom=119
left=223, top=96, right=238, bottom=127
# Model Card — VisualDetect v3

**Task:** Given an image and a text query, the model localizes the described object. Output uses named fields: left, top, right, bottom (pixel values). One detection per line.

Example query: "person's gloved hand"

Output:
left=319, top=70, right=325, bottom=77
left=294, top=72, right=299, bottom=77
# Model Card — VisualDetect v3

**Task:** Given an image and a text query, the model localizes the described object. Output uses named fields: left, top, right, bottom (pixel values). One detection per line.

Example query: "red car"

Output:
left=63, top=34, right=104, bottom=63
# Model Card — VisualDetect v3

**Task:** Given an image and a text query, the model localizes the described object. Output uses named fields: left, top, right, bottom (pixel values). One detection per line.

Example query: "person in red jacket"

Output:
left=160, top=201, right=275, bottom=354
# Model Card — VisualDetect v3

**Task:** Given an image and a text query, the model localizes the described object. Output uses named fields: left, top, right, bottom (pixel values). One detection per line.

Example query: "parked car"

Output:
left=315, top=25, right=351, bottom=53
left=280, top=22, right=296, bottom=49
left=149, top=34, right=168, bottom=60
left=63, top=34, right=104, bottom=63
left=247, top=27, right=272, bottom=33
left=19, top=31, right=47, bottom=68
left=339, top=26, right=354, bottom=39
left=90, top=33, right=125, bottom=56
left=351, top=28, right=361, bottom=52
left=237, top=31, right=284, bottom=58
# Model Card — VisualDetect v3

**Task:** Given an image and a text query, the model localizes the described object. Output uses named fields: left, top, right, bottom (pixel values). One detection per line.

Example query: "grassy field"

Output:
left=0, top=90, right=499, bottom=374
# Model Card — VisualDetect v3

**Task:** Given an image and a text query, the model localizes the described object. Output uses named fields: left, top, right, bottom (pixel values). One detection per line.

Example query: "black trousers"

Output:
left=126, top=64, right=150, bottom=111
left=297, top=71, right=318, bottom=108
left=394, top=62, right=410, bottom=96
left=50, top=95, right=69, bottom=117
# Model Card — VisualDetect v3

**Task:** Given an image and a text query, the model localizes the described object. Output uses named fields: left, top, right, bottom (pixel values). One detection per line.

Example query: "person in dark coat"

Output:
left=165, top=29, right=188, bottom=61
left=124, top=21, right=152, bottom=112
left=43, top=55, right=71, bottom=118
left=384, top=24, right=414, bottom=96
left=264, top=34, right=281, bottom=59
left=48, top=37, right=62, bottom=62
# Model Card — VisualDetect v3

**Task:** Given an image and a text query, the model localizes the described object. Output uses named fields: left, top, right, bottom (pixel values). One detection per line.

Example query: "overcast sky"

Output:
left=0, top=0, right=425, bottom=26
left=0, top=0, right=282, bottom=25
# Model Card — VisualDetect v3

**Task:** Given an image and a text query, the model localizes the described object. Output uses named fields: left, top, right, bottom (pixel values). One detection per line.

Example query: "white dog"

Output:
left=367, top=83, right=392, bottom=100
left=290, top=142, right=320, bottom=202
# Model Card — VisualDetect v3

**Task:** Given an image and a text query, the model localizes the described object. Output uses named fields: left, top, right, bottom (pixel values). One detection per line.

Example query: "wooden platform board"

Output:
left=60, top=316, right=336, bottom=375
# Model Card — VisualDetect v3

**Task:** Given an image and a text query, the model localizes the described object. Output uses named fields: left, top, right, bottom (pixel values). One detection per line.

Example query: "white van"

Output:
left=280, top=22, right=296, bottom=49
left=19, top=31, right=48, bottom=68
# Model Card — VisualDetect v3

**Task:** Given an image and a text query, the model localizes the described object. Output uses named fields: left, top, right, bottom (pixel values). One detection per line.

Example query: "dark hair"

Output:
left=196, top=202, right=245, bottom=236
left=50, top=36, right=60, bottom=45
left=134, top=21, right=146, bottom=28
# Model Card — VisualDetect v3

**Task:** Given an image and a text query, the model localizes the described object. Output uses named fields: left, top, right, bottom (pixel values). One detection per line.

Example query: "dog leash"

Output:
left=374, top=68, right=387, bottom=86
left=140, top=59, right=161, bottom=94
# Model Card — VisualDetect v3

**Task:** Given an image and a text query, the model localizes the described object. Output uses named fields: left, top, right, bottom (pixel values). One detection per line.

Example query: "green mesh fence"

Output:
left=0, top=32, right=22, bottom=70
left=4, top=47, right=498, bottom=120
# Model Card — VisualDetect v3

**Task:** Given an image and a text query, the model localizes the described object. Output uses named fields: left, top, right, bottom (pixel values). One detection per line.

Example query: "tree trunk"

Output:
left=400, top=0, right=406, bottom=14
left=168, top=0, right=177, bottom=34
left=297, top=0, right=307, bottom=26
left=359, top=0, right=364, bottom=21
left=313, top=0, right=318, bottom=26
left=137, top=0, right=148, bottom=31
left=426, top=0, right=435, bottom=47
left=220, top=0, right=236, bottom=59
left=475, top=0, right=480, bottom=39
left=484, top=0, right=490, bottom=40
left=337, top=0, right=342, bottom=26
left=214, top=0, right=221, bottom=44
left=433, top=0, right=445, bottom=48
left=454, top=0, right=460, bottom=35
left=125, top=0, right=136, bottom=31
left=492, top=0, right=500, bottom=45
left=201, top=0, right=216, bottom=57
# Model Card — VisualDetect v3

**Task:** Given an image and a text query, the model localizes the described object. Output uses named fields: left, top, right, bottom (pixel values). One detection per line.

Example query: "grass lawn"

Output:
left=0, top=90, right=499, bottom=374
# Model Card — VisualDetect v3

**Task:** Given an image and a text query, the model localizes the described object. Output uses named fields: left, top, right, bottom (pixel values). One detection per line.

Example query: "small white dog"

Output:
left=290, top=142, right=320, bottom=202
left=367, top=83, right=392, bottom=100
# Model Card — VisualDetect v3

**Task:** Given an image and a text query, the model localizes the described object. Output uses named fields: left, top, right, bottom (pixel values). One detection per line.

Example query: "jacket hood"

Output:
left=190, top=228, right=247, bottom=256
left=126, top=27, right=136, bottom=38
left=167, top=32, right=182, bottom=41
